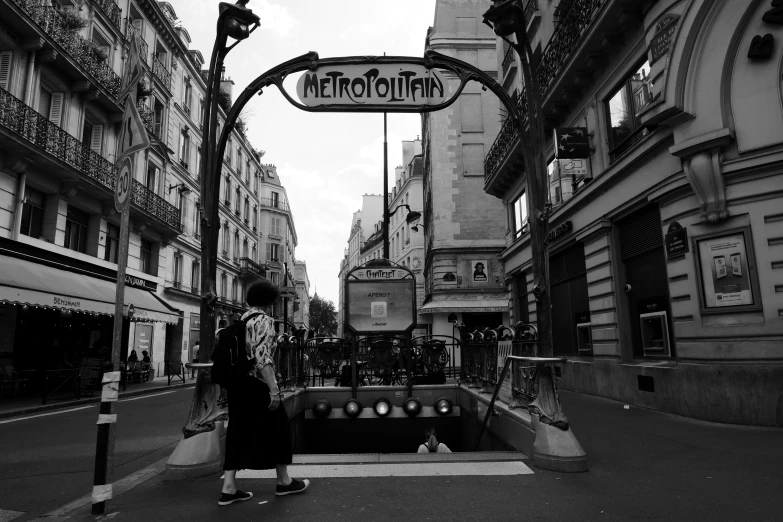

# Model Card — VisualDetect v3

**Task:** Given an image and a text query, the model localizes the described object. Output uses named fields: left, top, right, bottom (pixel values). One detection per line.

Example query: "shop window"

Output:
left=64, top=207, right=89, bottom=253
left=104, top=223, right=119, bottom=263
left=606, top=60, right=654, bottom=161
left=549, top=244, right=589, bottom=357
left=140, top=238, right=154, bottom=274
left=511, top=191, right=528, bottom=240
left=20, top=187, right=45, bottom=239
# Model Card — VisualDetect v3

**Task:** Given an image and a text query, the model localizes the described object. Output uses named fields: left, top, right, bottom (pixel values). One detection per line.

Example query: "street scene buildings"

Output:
left=0, top=0, right=782, bottom=520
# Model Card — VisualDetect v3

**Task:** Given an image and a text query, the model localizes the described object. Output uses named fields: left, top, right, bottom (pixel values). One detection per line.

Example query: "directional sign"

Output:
left=279, top=286, right=297, bottom=298
left=114, top=156, right=133, bottom=213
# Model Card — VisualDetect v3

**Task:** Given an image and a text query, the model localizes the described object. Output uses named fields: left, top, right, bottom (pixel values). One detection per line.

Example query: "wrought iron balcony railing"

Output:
left=0, top=86, right=181, bottom=230
left=136, top=101, right=156, bottom=138
left=125, top=18, right=148, bottom=64
left=152, top=57, right=171, bottom=91
left=92, top=0, right=122, bottom=30
left=524, top=0, right=540, bottom=29
left=11, top=1, right=122, bottom=98
left=485, top=0, right=604, bottom=182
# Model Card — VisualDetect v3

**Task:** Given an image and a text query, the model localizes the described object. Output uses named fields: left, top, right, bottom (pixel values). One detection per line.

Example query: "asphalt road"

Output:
left=0, top=388, right=193, bottom=521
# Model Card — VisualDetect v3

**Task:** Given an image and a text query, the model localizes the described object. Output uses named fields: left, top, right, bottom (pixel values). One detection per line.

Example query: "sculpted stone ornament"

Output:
left=528, top=364, right=569, bottom=430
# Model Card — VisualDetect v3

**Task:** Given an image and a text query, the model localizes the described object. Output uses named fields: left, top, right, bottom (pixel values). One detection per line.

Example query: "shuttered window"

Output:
left=90, top=124, right=104, bottom=154
left=549, top=243, right=587, bottom=286
left=0, top=51, right=13, bottom=91
left=618, top=205, right=663, bottom=260
left=48, top=92, right=64, bottom=126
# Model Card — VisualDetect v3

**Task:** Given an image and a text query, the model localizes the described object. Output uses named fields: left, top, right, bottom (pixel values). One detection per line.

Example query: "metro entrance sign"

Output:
left=345, top=263, right=415, bottom=334
left=296, top=64, right=448, bottom=108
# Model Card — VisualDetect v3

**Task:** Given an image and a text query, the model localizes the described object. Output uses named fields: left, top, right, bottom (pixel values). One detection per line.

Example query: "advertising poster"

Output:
left=697, top=233, right=753, bottom=308
left=347, top=280, right=414, bottom=333
left=471, top=260, right=488, bottom=282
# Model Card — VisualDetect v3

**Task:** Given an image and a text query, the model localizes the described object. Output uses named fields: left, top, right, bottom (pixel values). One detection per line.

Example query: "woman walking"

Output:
left=219, top=279, right=309, bottom=506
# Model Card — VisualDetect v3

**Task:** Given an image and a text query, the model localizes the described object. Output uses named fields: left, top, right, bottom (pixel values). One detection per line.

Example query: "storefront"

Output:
left=0, top=254, right=180, bottom=374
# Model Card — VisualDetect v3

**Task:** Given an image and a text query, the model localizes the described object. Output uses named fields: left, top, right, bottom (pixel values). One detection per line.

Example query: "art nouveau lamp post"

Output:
left=483, top=0, right=552, bottom=358
left=167, top=1, right=259, bottom=478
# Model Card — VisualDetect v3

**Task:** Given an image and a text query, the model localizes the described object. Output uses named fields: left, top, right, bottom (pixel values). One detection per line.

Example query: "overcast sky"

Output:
left=174, top=0, right=437, bottom=305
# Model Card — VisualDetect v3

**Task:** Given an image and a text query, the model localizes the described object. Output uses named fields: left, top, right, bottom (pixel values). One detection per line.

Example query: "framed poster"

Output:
left=471, top=260, right=488, bottom=282
left=692, top=227, right=762, bottom=314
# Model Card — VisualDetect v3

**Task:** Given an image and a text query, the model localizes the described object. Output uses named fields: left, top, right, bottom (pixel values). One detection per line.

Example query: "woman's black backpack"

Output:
left=210, top=313, right=261, bottom=388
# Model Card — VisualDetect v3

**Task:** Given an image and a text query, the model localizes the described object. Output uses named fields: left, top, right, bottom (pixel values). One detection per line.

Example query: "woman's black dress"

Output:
left=223, top=375, right=293, bottom=471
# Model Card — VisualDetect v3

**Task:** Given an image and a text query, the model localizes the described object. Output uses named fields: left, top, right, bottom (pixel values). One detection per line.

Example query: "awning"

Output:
left=0, top=255, right=180, bottom=324
left=418, top=298, right=509, bottom=314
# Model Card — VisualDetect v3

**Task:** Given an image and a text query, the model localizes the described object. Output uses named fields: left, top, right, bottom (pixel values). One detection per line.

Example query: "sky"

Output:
left=173, top=1, right=437, bottom=306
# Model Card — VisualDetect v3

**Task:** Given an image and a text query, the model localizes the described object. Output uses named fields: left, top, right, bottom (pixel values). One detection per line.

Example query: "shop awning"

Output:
left=0, top=255, right=180, bottom=324
left=418, top=298, right=509, bottom=314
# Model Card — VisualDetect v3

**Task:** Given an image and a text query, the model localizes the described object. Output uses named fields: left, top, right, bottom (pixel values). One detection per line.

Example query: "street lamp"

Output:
left=482, top=0, right=551, bottom=358
left=382, top=203, right=421, bottom=260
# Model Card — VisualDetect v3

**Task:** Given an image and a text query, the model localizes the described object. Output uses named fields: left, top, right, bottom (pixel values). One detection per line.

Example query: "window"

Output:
left=252, top=244, right=257, bottom=262
left=243, top=197, right=249, bottom=221
left=267, top=242, right=279, bottom=262
left=270, top=217, right=281, bottom=236
left=146, top=165, right=159, bottom=192
left=232, top=278, right=238, bottom=301
left=64, top=207, right=88, bottom=253
left=20, top=187, right=44, bottom=239
left=199, top=99, right=205, bottom=130
left=222, top=223, right=229, bottom=253
left=193, top=201, right=201, bottom=237
left=233, top=232, right=239, bottom=259
left=606, top=60, right=653, bottom=160
left=179, top=193, right=187, bottom=228
left=242, top=239, right=249, bottom=258
left=271, top=191, right=279, bottom=208
left=179, top=130, right=190, bottom=167
left=512, top=191, right=528, bottom=240
left=270, top=272, right=279, bottom=285
left=105, top=223, right=119, bottom=263
left=191, top=261, right=200, bottom=292
left=224, top=177, right=231, bottom=204
left=153, top=100, right=164, bottom=136
left=183, top=80, right=192, bottom=115
left=140, top=239, right=154, bottom=274
left=173, top=253, right=182, bottom=287
left=226, top=139, right=232, bottom=165
left=254, top=171, right=259, bottom=193
left=253, top=208, right=258, bottom=230
left=220, top=272, right=227, bottom=298
left=237, top=151, right=242, bottom=177
left=196, top=146, right=202, bottom=177
left=245, top=161, right=250, bottom=185
left=235, top=188, right=241, bottom=213
left=81, top=118, right=104, bottom=154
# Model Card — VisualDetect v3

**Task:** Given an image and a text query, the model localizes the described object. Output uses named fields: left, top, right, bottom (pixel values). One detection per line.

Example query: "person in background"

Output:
left=417, top=427, right=451, bottom=454
left=127, top=350, right=139, bottom=363
left=141, top=350, right=151, bottom=364
left=191, top=341, right=200, bottom=379
left=219, top=279, right=309, bottom=506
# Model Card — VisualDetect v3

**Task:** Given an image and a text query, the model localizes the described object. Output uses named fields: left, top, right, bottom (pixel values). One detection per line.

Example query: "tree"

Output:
left=309, top=293, right=337, bottom=336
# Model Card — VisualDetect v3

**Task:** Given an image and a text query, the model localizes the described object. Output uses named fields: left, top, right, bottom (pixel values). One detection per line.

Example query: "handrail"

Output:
left=474, top=355, right=566, bottom=451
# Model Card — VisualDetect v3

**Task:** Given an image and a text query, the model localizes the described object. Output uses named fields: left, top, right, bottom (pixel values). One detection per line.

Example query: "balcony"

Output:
left=259, top=197, right=289, bottom=212
left=124, top=18, right=148, bottom=65
left=0, top=86, right=182, bottom=235
left=92, top=0, right=122, bottom=31
left=6, top=1, right=122, bottom=103
left=485, top=0, right=627, bottom=195
left=136, top=101, right=159, bottom=140
left=152, top=57, right=171, bottom=91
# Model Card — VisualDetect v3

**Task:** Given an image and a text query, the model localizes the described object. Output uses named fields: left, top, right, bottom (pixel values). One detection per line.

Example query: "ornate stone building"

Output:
left=484, top=0, right=783, bottom=425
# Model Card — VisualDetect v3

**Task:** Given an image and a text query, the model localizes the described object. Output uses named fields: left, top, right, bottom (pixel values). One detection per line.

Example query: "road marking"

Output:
left=0, top=509, right=24, bottom=522
left=119, top=391, right=176, bottom=402
left=0, top=405, right=94, bottom=424
left=237, top=461, right=534, bottom=479
left=43, top=456, right=168, bottom=517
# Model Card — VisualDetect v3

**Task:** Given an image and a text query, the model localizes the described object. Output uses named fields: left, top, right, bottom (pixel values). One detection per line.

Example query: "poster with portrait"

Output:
left=471, top=260, right=488, bottom=282
left=695, top=229, right=759, bottom=310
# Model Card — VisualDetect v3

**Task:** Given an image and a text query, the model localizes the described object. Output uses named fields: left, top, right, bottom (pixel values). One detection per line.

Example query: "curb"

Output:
left=0, top=381, right=196, bottom=420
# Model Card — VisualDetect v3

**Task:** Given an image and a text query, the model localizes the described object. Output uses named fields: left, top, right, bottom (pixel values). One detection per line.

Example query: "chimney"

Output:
left=220, top=66, right=234, bottom=102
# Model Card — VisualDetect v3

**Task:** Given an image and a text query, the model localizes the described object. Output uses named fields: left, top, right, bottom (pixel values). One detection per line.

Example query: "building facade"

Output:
left=484, top=0, right=783, bottom=426
left=258, top=164, right=299, bottom=332
left=420, top=0, right=509, bottom=340
left=293, top=260, right=310, bottom=332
